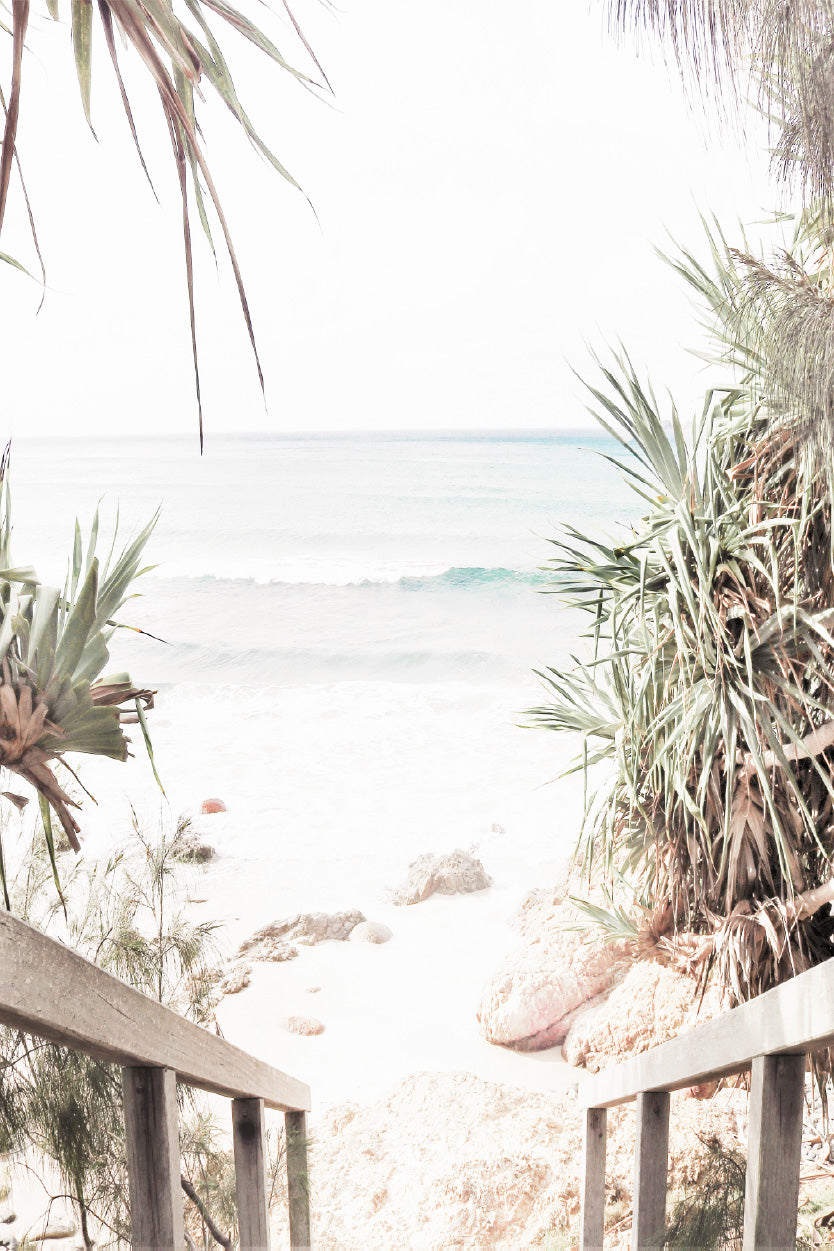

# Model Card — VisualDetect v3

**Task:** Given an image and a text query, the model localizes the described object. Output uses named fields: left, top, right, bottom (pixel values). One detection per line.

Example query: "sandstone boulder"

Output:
left=477, top=902, right=630, bottom=1051
left=509, top=884, right=570, bottom=936
left=200, top=798, right=227, bottom=815
left=562, top=960, right=725, bottom=1072
left=285, top=1015, right=325, bottom=1036
left=267, top=1070, right=744, bottom=1248
left=170, top=829, right=215, bottom=863
left=239, top=910, right=365, bottom=960
left=349, top=921, right=393, bottom=944
left=218, top=962, right=252, bottom=996
left=392, top=850, right=491, bottom=905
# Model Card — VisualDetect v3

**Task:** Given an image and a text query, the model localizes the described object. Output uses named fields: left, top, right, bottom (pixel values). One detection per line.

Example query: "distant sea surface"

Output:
left=9, top=432, right=639, bottom=911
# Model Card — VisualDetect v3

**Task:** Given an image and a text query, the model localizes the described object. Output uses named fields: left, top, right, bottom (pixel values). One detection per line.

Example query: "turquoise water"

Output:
left=8, top=431, right=640, bottom=906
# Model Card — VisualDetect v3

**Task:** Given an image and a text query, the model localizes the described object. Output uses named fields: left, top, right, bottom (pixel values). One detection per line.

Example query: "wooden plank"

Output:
left=579, top=954, right=834, bottom=1109
left=631, top=1091, right=669, bottom=1250
left=0, top=909, right=310, bottom=1111
left=286, top=1109, right=312, bottom=1250
left=233, top=1097, right=270, bottom=1250
left=742, top=1053, right=805, bottom=1251
left=580, top=1106, right=607, bottom=1250
left=122, top=1066, right=183, bottom=1251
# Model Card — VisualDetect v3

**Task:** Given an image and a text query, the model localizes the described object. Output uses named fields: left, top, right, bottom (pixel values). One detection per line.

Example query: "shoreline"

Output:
left=190, top=851, right=578, bottom=1113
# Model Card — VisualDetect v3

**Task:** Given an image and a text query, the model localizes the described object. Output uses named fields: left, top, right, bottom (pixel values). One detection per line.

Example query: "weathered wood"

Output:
left=631, top=1091, right=669, bottom=1251
left=742, top=1053, right=805, bottom=1251
left=286, top=1109, right=312, bottom=1250
left=0, top=909, right=309, bottom=1111
left=233, top=1097, right=270, bottom=1250
left=122, top=1066, right=183, bottom=1251
left=580, top=1106, right=607, bottom=1250
left=579, top=954, right=834, bottom=1109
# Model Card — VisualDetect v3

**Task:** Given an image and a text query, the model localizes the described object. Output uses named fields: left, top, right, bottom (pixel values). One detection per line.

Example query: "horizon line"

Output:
left=10, top=425, right=615, bottom=443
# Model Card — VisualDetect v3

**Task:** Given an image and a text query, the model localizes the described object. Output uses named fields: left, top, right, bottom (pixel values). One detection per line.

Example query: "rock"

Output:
left=34, top=1226, right=77, bottom=1242
left=241, top=937, right=299, bottom=963
left=219, top=962, right=252, bottom=996
left=202, top=959, right=255, bottom=1001
left=200, top=798, right=227, bottom=814
left=285, top=1015, right=325, bottom=1036
left=0, top=1213, right=14, bottom=1226
left=509, top=885, right=569, bottom=936
left=267, top=1070, right=744, bottom=1248
left=561, top=960, right=725, bottom=1072
left=239, top=910, right=365, bottom=959
left=392, top=850, right=492, bottom=905
left=349, top=921, right=393, bottom=944
left=476, top=902, right=630, bottom=1051
left=170, top=831, right=215, bottom=863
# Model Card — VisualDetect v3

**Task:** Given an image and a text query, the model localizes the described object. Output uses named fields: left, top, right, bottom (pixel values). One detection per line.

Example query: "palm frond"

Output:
left=609, top=1, right=834, bottom=213
left=0, top=1, right=331, bottom=444
left=0, top=452, right=158, bottom=899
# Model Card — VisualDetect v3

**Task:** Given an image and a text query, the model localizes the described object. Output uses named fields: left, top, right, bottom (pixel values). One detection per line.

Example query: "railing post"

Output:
left=233, top=1097, right=270, bottom=1250
left=742, top=1052, right=805, bottom=1251
left=581, top=1106, right=607, bottom=1250
left=121, top=1065, right=183, bottom=1251
left=285, top=1109, right=312, bottom=1250
left=631, top=1090, right=669, bottom=1250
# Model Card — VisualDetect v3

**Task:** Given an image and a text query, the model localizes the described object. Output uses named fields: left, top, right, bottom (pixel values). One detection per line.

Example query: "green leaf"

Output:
left=71, top=0, right=95, bottom=130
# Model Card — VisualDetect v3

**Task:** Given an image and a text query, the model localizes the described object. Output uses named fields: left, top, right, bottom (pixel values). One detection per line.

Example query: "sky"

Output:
left=0, top=1, right=780, bottom=439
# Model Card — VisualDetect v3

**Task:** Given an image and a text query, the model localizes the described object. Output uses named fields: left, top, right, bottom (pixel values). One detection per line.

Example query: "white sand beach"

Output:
left=184, top=818, right=582, bottom=1115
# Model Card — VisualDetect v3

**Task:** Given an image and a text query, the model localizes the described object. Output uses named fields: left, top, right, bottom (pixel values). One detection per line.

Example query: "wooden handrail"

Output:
left=0, top=908, right=310, bottom=1110
left=578, top=955, right=834, bottom=1250
left=0, top=908, right=312, bottom=1249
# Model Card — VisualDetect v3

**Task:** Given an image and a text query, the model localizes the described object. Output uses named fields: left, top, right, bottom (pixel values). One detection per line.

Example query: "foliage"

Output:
left=0, top=453, right=158, bottom=908
left=181, top=1116, right=287, bottom=1250
left=609, top=2, right=834, bottom=203
left=662, top=1136, right=747, bottom=1249
left=0, top=0, right=330, bottom=443
left=607, top=2, right=834, bottom=453
left=0, top=819, right=231, bottom=1247
left=531, top=228, right=834, bottom=1003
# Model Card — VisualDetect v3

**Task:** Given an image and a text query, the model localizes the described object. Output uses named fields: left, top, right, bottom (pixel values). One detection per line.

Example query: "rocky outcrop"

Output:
left=392, top=850, right=492, bottom=905
left=268, top=1071, right=745, bottom=1248
left=562, top=961, right=725, bottom=1072
left=239, top=910, right=365, bottom=961
left=477, top=902, right=630, bottom=1051
left=349, top=921, right=393, bottom=944
left=217, top=962, right=252, bottom=996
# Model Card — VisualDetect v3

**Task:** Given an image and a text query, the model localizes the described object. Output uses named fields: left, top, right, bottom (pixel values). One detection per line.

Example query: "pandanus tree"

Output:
left=0, top=447, right=159, bottom=905
left=532, top=229, right=834, bottom=1001
left=544, top=1, right=834, bottom=1001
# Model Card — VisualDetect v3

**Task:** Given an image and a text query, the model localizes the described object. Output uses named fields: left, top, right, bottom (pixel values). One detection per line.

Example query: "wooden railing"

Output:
left=0, top=909, right=312, bottom=1250
left=577, top=955, right=834, bottom=1250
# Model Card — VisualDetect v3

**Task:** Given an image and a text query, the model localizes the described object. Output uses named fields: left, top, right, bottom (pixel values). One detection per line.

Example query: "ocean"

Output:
left=8, top=431, right=639, bottom=917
